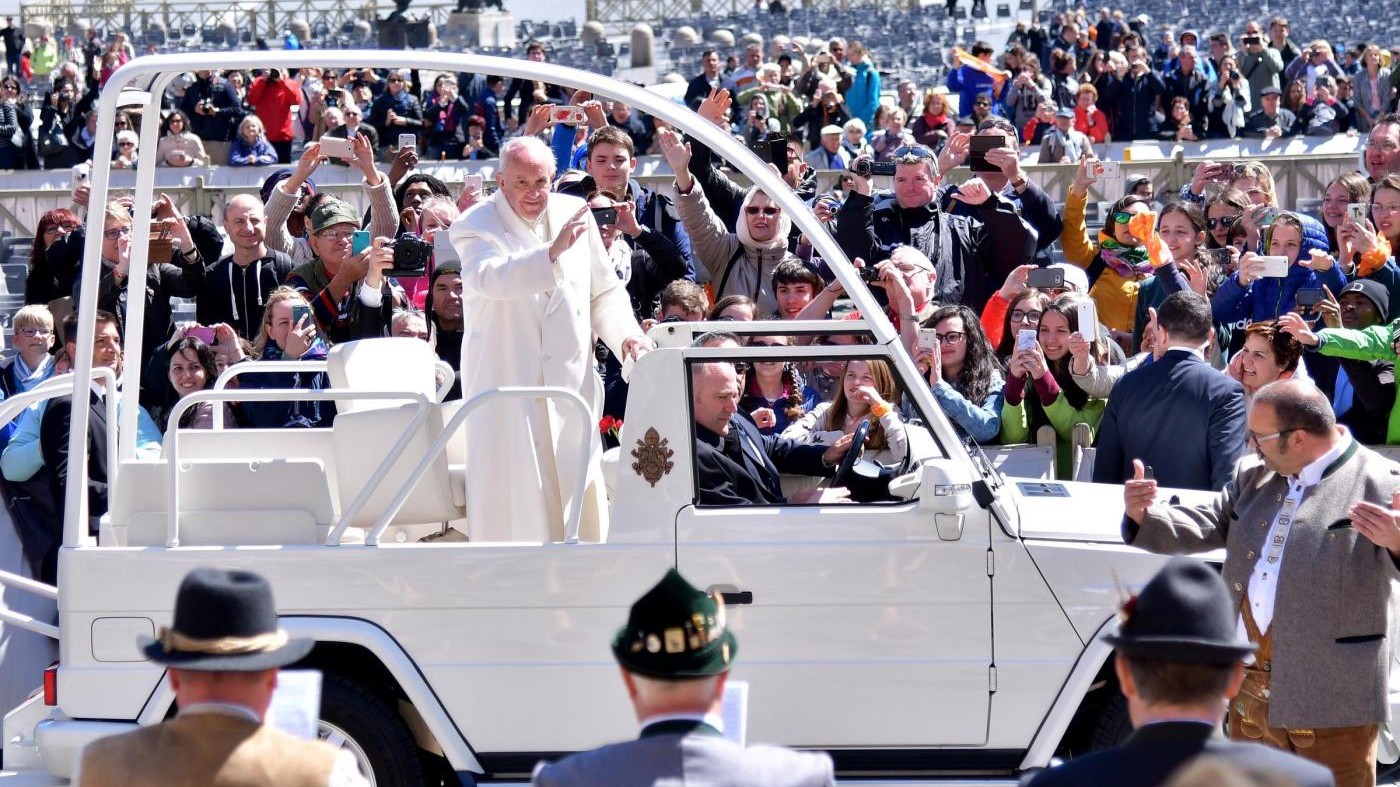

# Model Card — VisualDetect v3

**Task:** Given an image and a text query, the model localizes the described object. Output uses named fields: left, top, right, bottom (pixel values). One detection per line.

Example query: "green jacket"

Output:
left=1316, top=322, right=1400, bottom=443
left=1000, top=385, right=1106, bottom=480
left=30, top=42, right=58, bottom=77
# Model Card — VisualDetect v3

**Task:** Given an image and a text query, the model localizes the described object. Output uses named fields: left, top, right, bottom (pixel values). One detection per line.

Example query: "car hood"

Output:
left=1007, top=478, right=1218, bottom=543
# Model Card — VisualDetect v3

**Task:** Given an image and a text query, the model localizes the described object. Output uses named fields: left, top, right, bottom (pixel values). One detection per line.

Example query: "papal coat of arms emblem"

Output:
left=631, top=428, right=675, bottom=487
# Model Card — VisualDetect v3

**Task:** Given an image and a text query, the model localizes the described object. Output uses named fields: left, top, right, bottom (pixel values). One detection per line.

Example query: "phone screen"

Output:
left=968, top=135, right=1008, bottom=173
left=290, top=302, right=313, bottom=328
left=768, top=138, right=790, bottom=172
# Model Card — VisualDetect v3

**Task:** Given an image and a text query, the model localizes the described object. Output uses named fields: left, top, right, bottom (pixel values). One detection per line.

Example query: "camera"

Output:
left=859, top=265, right=882, bottom=283
left=852, top=157, right=897, bottom=178
left=387, top=234, right=433, bottom=277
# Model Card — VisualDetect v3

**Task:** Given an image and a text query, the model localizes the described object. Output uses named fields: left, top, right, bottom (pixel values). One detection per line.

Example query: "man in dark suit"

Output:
left=1094, top=291, right=1246, bottom=490
left=532, top=568, right=834, bottom=787
left=1026, top=557, right=1334, bottom=787
left=691, top=360, right=851, bottom=505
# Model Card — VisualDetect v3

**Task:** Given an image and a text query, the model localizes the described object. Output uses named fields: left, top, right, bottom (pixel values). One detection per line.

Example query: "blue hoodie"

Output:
left=1211, top=213, right=1345, bottom=324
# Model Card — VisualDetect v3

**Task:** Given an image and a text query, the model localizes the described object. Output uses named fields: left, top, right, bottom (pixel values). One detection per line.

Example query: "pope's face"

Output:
left=500, top=149, right=553, bottom=222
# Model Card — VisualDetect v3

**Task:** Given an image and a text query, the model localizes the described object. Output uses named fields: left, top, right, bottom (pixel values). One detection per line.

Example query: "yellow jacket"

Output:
left=1059, top=189, right=1147, bottom=333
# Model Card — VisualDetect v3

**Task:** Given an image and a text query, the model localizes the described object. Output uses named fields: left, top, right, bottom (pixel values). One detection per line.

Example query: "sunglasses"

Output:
left=1112, top=211, right=1136, bottom=224
left=974, top=100, right=992, bottom=107
left=733, top=362, right=751, bottom=375
left=1206, top=214, right=1242, bottom=230
left=388, top=77, right=405, bottom=83
left=892, top=144, right=935, bottom=161
left=745, top=206, right=780, bottom=216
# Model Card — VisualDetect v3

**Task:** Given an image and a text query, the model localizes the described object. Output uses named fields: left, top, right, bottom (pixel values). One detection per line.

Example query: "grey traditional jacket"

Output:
left=1125, top=436, right=1400, bottom=728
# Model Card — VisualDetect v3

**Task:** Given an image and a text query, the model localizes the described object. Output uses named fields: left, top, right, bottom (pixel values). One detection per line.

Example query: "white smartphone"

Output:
left=917, top=328, right=938, bottom=352
left=70, top=162, right=90, bottom=200
left=463, top=174, right=484, bottom=194
left=318, top=135, right=355, bottom=160
left=1075, top=300, right=1098, bottom=336
left=1258, top=256, right=1290, bottom=278
left=1093, top=160, right=1121, bottom=180
left=1347, top=203, right=1369, bottom=225
left=1016, top=329, right=1038, bottom=352
left=398, top=132, right=417, bottom=150
left=551, top=105, right=588, bottom=125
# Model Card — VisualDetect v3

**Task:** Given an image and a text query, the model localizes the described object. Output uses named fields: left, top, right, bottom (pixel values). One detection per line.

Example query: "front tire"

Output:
left=1088, top=693, right=1133, bottom=751
left=320, top=673, right=425, bottom=786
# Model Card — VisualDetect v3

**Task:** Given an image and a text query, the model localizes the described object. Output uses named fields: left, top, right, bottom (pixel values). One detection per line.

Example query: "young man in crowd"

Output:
left=197, top=195, right=295, bottom=341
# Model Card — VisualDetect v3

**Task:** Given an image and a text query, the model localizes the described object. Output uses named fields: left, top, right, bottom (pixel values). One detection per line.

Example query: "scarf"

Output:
left=1097, top=231, right=1154, bottom=278
left=13, top=353, right=54, bottom=392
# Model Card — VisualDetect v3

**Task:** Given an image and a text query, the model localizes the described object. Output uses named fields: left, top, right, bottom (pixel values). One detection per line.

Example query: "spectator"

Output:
left=1321, top=172, right=1373, bottom=254
left=1283, top=78, right=1307, bottom=116
left=835, top=142, right=1035, bottom=310
left=1047, top=49, right=1080, bottom=111
left=910, top=89, right=955, bottom=150
left=722, top=44, right=763, bottom=96
left=1039, top=107, right=1091, bottom=163
left=1207, top=55, right=1252, bottom=139
left=284, top=196, right=397, bottom=344
left=324, top=102, right=380, bottom=151
left=1159, top=95, right=1202, bottom=141
left=782, top=357, right=908, bottom=473
left=710, top=294, right=758, bottom=321
left=1213, top=211, right=1344, bottom=324
left=368, top=69, right=424, bottom=153
left=1004, top=59, right=1050, bottom=131
left=794, top=82, right=851, bottom=149
left=1300, top=76, right=1346, bottom=136
left=0, top=77, right=23, bottom=169
left=228, top=115, right=278, bottom=167
left=805, top=124, right=852, bottom=170
left=1227, top=320, right=1304, bottom=402
left=685, top=49, right=724, bottom=110
left=421, top=74, right=470, bottom=160
left=841, top=118, right=873, bottom=159
left=1354, top=46, right=1395, bottom=133
left=1073, top=83, right=1110, bottom=143
left=266, top=139, right=397, bottom=266
left=245, top=67, right=300, bottom=163
left=1365, top=114, right=1400, bottom=183
left=1335, top=174, right=1400, bottom=305
left=181, top=69, right=243, bottom=166
left=1284, top=41, right=1343, bottom=98
left=1020, top=99, right=1057, bottom=146
left=29, top=34, right=56, bottom=92
left=1095, top=291, right=1245, bottom=490
left=585, top=188, right=689, bottom=324
left=423, top=256, right=462, bottom=399
left=741, top=335, right=819, bottom=435
left=111, top=129, right=140, bottom=170
left=607, top=99, right=654, bottom=155
left=68, top=109, right=99, bottom=164
left=37, top=78, right=81, bottom=168
left=391, top=309, right=428, bottom=339
left=1243, top=86, right=1299, bottom=139
left=947, top=41, right=1005, bottom=119
left=1164, top=45, right=1211, bottom=128
left=149, top=334, right=235, bottom=432
left=197, top=195, right=295, bottom=340
left=1284, top=280, right=1395, bottom=444
left=1267, top=16, right=1302, bottom=71
left=917, top=303, right=1004, bottom=443
left=1001, top=293, right=1107, bottom=479
left=659, top=127, right=801, bottom=316
left=769, top=259, right=821, bottom=320
left=1132, top=203, right=1211, bottom=347
left=0, top=17, right=19, bottom=77
left=871, top=108, right=916, bottom=161
left=984, top=269, right=1046, bottom=352
left=24, top=208, right=80, bottom=309
left=447, top=135, right=648, bottom=543
left=240, top=287, right=335, bottom=429
left=1109, top=47, right=1166, bottom=141
left=843, top=41, right=881, bottom=126
left=0, top=305, right=57, bottom=405
left=154, top=110, right=207, bottom=168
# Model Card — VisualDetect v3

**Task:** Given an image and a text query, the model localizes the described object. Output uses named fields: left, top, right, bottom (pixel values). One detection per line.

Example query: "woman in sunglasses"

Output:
left=740, top=335, right=819, bottom=435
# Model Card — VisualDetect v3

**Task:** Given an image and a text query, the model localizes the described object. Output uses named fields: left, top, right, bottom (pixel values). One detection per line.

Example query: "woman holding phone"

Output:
left=917, top=304, right=1004, bottom=443
left=151, top=333, right=243, bottom=433
left=1212, top=211, right=1346, bottom=324
left=238, top=288, right=335, bottom=429
left=1000, top=293, right=1107, bottom=480
left=1335, top=174, right=1400, bottom=307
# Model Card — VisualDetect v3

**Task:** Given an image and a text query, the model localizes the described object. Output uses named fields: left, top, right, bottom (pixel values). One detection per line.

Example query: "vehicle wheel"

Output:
left=1088, top=693, right=1133, bottom=751
left=320, top=673, right=425, bottom=787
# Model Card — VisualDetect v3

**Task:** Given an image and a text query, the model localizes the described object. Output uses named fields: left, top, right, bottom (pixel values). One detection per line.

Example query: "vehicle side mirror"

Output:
left=918, top=459, right=975, bottom=514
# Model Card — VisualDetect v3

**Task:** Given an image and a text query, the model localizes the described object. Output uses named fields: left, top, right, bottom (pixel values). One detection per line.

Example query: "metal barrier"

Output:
left=0, top=143, right=1367, bottom=235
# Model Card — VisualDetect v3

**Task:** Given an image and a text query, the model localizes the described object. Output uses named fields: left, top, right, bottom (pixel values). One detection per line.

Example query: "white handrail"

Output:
left=0, top=568, right=57, bottom=600
left=0, top=607, right=59, bottom=640
left=0, top=369, right=120, bottom=491
left=161, top=388, right=430, bottom=547
left=341, top=386, right=593, bottom=547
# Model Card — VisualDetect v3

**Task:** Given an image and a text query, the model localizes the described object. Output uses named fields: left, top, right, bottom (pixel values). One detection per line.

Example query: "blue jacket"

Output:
left=228, top=136, right=277, bottom=166
left=845, top=60, right=882, bottom=126
left=947, top=64, right=1002, bottom=117
left=1211, top=214, right=1344, bottom=323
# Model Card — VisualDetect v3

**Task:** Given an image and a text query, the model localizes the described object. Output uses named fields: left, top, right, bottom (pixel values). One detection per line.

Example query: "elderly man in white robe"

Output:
left=449, top=136, right=651, bottom=543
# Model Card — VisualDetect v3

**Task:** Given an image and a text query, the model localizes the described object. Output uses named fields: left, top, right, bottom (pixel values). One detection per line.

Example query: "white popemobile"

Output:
left=0, top=51, right=1395, bottom=786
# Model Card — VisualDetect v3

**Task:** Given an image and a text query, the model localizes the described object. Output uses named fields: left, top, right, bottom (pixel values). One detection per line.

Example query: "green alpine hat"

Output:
left=612, top=569, right=738, bottom=679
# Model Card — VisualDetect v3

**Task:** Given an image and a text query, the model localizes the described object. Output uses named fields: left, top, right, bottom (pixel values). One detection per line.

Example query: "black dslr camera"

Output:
left=387, top=234, right=433, bottom=277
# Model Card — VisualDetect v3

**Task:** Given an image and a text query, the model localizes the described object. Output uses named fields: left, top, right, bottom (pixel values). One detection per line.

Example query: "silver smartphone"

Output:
left=1258, top=256, right=1290, bottom=277
left=1347, top=203, right=1368, bottom=225
left=1016, top=329, right=1038, bottom=352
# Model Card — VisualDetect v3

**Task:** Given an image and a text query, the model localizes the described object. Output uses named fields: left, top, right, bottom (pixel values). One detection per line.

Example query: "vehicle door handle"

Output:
left=707, top=584, right=754, bottom=605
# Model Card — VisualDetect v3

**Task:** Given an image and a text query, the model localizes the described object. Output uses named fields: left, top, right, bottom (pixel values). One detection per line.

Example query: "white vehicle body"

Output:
left=0, top=49, right=1390, bottom=786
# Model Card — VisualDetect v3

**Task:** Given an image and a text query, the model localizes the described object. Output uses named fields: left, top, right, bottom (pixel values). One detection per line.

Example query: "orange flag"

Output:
left=1128, top=212, right=1171, bottom=269
left=952, top=47, right=1010, bottom=90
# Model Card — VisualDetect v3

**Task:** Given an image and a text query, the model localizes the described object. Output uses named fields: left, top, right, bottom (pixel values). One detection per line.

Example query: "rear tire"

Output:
left=1088, top=693, right=1133, bottom=751
left=320, top=673, right=425, bottom=786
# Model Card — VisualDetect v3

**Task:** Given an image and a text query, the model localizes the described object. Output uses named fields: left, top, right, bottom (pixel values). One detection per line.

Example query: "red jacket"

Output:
left=246, top=76, right=301, bottom=143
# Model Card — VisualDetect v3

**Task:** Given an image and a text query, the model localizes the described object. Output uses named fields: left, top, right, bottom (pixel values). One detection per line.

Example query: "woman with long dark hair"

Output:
left=919, top=304, right=1004, bottom=443
left=740, top=334, right=818, bottom=435
left=996, top=289, right=1051, bottom=363
left=151, top=334, right=238, bottom=432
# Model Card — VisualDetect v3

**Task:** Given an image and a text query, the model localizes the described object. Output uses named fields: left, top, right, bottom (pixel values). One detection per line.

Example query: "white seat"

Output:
left=326, top=337, right=442, bottom=414
left=983, top=444, right=1056, bottom=480
left=331, top=402, right=465, bottom=531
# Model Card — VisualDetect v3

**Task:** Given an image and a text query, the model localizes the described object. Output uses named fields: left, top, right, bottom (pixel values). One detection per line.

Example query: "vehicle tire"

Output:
left=1088, top=693, right=1133, bottom=751
left=320, top=673, right=425, bottom=787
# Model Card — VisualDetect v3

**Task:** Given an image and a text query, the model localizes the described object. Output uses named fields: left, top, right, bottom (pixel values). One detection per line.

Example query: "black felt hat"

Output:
left=1105, top=557, right=1256, bottom=665
left=140, top=568, right=313, bottom=671
left=613, top=569, right=738, bottom=679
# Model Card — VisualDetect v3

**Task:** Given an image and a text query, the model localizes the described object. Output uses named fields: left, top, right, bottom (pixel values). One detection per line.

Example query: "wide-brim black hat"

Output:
left=140, top=567, right=313, bottom=672
left=1105, top=557, right=1256, bottom=665
left=613, top=569, right=738, bottom=679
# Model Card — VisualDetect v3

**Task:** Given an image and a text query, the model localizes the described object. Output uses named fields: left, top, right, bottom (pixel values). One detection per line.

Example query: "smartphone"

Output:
left=551, top=105, right=588, bottom=125
left=184, top=325, right=217, bottom=345
left=290, top=301, right=313, bottom=328
left=768, top=138, right=790, bottom=172
left=1347, top=203, right=1369, bottom=225
left=463, top=174, right=484, bottom=194
left=1296, top=288, right=1325, bottom=308
left=1092, top=160, right=1121, bottom=179
left=1253, top=206, right=1281, bottom=227
left=917, top=328, right=939, bottom=352
left=1016, top=329, right=1038, bottom=352
left=968, top=135, right=1009, bottom=173
left=351, top=230, right=371, bottom=256
left=590, top=206, right=618, bottom=226
left=71, top=162, right=90, bottom=200
left=1208, top=247, right=1235, bottom=266
left=1258, top=255, right=1290, bottom=277
left=398, top=132, right=417, bottom=150
left=1075, top=300, right=1098, bottom=335
left=1026, top=267, right=1065, bottom=290
left=318, top=135, right=355, bottom=160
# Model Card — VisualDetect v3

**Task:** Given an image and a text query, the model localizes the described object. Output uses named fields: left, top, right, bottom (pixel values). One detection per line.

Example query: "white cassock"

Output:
left=448, top=189, right=641, bottom=543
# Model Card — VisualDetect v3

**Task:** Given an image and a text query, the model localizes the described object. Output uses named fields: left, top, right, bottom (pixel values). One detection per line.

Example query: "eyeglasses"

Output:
left=733, top=362, right=751, bottom=375
left=974, top=100, right=992, bottom=107
left=1010, top=309, right=1042, bottom=323
left=316, top=229, right=357, bottom=240
left=1372, top=202, right=1400, bottom=216
left=1206, top=214, right=1242, bottom=230
left=745, top=206, right=780, bottom=216
left=934, top=331, right=965, bottom=345
left=1246, top=428, right=1295, bottom=445
left=118, top=142, right=135, bottom=147
left=102, top=226, right=131, bottom=240
left=387, top=77, right=404, bottom=83
left=17, top=327, right=53, bottom=338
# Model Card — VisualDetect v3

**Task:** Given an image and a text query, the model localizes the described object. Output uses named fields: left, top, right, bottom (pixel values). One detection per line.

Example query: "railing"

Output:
left=210, top=359, right=456, bottom=422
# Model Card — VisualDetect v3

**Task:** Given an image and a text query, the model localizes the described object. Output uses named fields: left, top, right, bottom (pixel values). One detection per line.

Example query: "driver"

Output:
left=692, top=360, right=852, bottom=506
